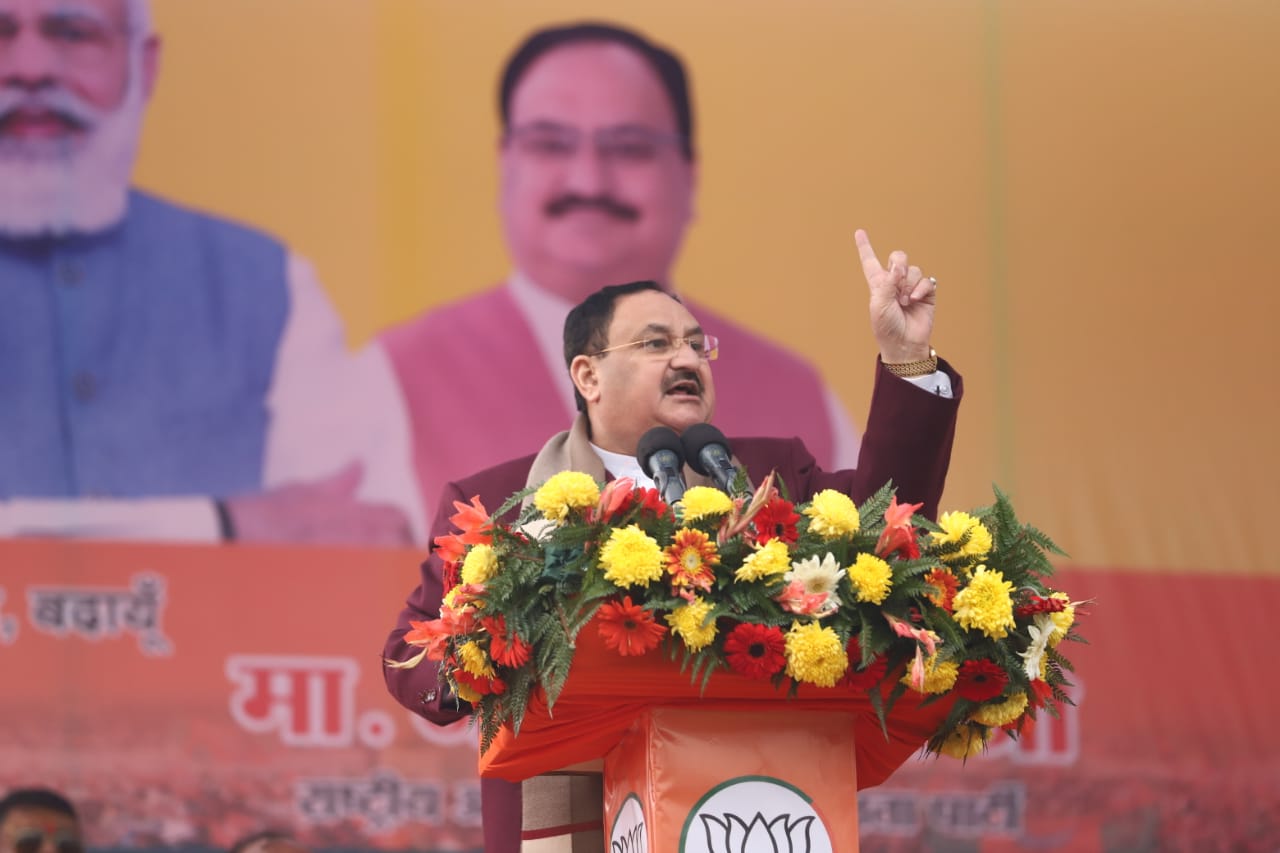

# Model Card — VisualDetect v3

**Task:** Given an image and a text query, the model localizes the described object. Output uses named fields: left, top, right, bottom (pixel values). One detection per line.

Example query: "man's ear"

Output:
left=140, top=35, right=161, bottom=99
left=569, top=355, right=600, bottom=405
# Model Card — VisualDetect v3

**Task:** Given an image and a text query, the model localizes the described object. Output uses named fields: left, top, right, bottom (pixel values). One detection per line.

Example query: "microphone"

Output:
left=682, top=423, right=752, bottom=497
left=636, top=426, right=688, bottom=505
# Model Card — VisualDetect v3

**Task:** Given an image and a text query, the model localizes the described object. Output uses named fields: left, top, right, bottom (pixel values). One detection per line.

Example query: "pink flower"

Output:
left=775, top=579, right=835, bottom=617
left=591, top=477, right=636, bottom=523
left=884, top=611, right=940, bottom=657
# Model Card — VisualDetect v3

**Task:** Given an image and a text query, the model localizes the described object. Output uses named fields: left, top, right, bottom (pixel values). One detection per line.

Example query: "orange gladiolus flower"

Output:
left=449, top=495, right=493, bottom=544
left=876, top=495, right=923, bottom=558
left=433, top=532, right=467, bottom=566
left=591, top=477, right=636, bottom=523
left=403, top=619, right=452, bottom=661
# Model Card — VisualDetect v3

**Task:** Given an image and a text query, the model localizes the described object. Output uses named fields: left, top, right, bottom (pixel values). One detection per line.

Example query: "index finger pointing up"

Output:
left=855, top=228, right=885, bottom=282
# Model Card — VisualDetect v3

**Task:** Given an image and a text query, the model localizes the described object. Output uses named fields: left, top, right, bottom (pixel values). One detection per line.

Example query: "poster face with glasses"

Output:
left=2, top=1, right=1277, bottom=851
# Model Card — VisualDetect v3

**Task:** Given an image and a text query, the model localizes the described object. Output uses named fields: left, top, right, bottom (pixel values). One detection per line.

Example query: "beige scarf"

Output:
left=517, top=415, right=715, bottom=852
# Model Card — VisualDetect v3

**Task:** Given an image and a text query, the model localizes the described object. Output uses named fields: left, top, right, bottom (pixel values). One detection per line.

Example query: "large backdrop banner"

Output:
left=1, top=541, right=1277, bottom=851
left=2, top=0, right=1278, bottom=850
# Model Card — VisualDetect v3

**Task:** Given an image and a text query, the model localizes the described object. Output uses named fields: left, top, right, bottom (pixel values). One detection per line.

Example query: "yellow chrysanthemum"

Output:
left=931, top=511, right=993, bottom=560
left=735, top=538, right=791, bottom=582
left=803, top=490, right=861, bottom=539
left=442, top=585, right=462, bottom=609
left=903, top=654, right=959, bottom=694
left=953, top=565, right=1016, bottom=639
left=454, top=682, right=482, bottom=703
left=458, top=641, right=494, bottom=678
left=533, top=471, right=600, bottom=522
left=784, top=622, right=848, bottom=687
left=679, top=486, right=734, bottom=522
left=972, top=691, right=1029, bottom=727
left=939, top=723, right=990, bottom=759
left=460, top=544, right=498, bottom=585
left=599, top=525, right=664, bottom=588
left=1048, top=592, right=1076, bottom=647
left=665, top=598, right=718, bottom=651
left=847, top=553, right=893, bottom=604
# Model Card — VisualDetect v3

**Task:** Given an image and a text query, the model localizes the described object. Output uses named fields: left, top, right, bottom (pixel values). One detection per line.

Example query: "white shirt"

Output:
left=0, top=254, right=426, bottom=543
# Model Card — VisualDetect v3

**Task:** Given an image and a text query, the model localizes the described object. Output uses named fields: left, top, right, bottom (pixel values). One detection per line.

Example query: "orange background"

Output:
left=133, top=0, right=1280, bottom=575
left=8, top=2, right=1280, bottom=850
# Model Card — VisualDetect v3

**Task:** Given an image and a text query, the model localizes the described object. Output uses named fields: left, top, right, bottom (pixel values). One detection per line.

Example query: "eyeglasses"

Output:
left=8, top=829, right=83, bottom=853
left=592, top=333, right=719, bottom=361
left=504, top=122, right=684, bottom=164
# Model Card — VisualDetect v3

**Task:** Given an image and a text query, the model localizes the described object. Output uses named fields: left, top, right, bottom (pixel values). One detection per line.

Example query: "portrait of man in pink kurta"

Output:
left=379, top=22, right=861, bottom=532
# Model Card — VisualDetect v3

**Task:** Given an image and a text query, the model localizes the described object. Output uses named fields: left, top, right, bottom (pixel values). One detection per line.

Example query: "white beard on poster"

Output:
left=0, top=45, right=147, bottom=238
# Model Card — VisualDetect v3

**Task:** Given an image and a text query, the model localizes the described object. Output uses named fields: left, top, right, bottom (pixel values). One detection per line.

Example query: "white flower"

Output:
left=778, top=553, right=846, bottom=618
left=1020, top=613, right=1054, bottom=679
left=784, top=553, right=846, bottom=596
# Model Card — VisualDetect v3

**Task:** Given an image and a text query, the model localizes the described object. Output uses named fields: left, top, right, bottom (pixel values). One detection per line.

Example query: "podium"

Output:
left=478, top=616, right=956, bottom=853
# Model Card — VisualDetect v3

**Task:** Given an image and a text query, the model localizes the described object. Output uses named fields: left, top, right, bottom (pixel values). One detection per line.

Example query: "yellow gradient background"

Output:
left=135, top=1, right=1280, bottom=575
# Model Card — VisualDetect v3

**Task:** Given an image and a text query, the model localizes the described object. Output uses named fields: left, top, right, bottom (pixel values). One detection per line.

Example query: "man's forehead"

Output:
left=0, top=0, right=124, bottom=23
left=610, top=291, right=699, bottom=334
left=508, top=41, right=678, bottom=132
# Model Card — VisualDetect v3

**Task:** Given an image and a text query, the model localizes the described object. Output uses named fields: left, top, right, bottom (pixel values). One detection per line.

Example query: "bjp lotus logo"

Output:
left=682, top=778, right=833, bottom=853
left=611, top=794, right=648, bottom=853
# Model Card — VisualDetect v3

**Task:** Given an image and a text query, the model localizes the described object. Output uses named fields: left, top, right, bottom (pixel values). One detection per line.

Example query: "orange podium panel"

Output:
left=478, top=618, right=955, bottom=791
left=603, top=707, right=860, bottom=853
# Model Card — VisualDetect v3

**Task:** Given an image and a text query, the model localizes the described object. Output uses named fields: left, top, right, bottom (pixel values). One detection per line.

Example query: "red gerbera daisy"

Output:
left=751, top=496, right=801, bottom=545
left=723, top=622, right=786, bottom=680
left=597, top=596, right=666, bottom=656
left=840, top=640, right=889, bottom=690
left=1028, top=678, right=1054, bottom=709
left=634, top=487, right=669, bottom=520
left=480, top=614, right=532, bottom=669
left=665, top=529, right=720, bottom=594
left=955, top=658, right=1009, bottom=702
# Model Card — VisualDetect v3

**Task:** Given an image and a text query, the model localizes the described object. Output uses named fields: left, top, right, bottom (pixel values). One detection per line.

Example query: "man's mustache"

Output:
left=544, top=194, right=640, bottom=222
left=663, top=370, right=703, bottom=395
left=0, top=87, right=100, bottom=132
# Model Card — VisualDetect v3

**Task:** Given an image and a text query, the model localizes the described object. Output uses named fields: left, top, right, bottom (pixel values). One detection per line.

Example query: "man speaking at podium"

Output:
left=384, top=229, right=960, bottom=853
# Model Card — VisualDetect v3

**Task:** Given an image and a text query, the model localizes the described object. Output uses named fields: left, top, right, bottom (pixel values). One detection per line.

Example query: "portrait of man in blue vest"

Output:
left=0, top=0, right=422, bottom=545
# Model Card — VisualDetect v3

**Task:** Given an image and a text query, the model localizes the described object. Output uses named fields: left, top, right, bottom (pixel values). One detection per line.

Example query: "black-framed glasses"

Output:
left=9, top=829, right=83, bottom=853
left=592, top=333, right=719, bottom=361
left=504, top=122, right=684, bottom=164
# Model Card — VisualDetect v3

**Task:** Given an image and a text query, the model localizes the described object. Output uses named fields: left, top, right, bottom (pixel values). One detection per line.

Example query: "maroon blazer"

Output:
left=382, top=359, right=962, bottom=853
left=379, top=285, right=842, bottom=533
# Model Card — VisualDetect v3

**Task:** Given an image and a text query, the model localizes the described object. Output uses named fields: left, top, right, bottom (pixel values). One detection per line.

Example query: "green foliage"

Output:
left=407, top=476, right=1085, bottom=763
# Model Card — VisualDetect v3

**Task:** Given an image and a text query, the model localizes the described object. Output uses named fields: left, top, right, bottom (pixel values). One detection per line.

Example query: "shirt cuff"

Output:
left=900, top=370, right=953, bottom=399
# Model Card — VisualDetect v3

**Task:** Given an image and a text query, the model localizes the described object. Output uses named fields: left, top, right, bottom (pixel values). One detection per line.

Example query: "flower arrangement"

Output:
left=394, top=471, right=1084, bottom=760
